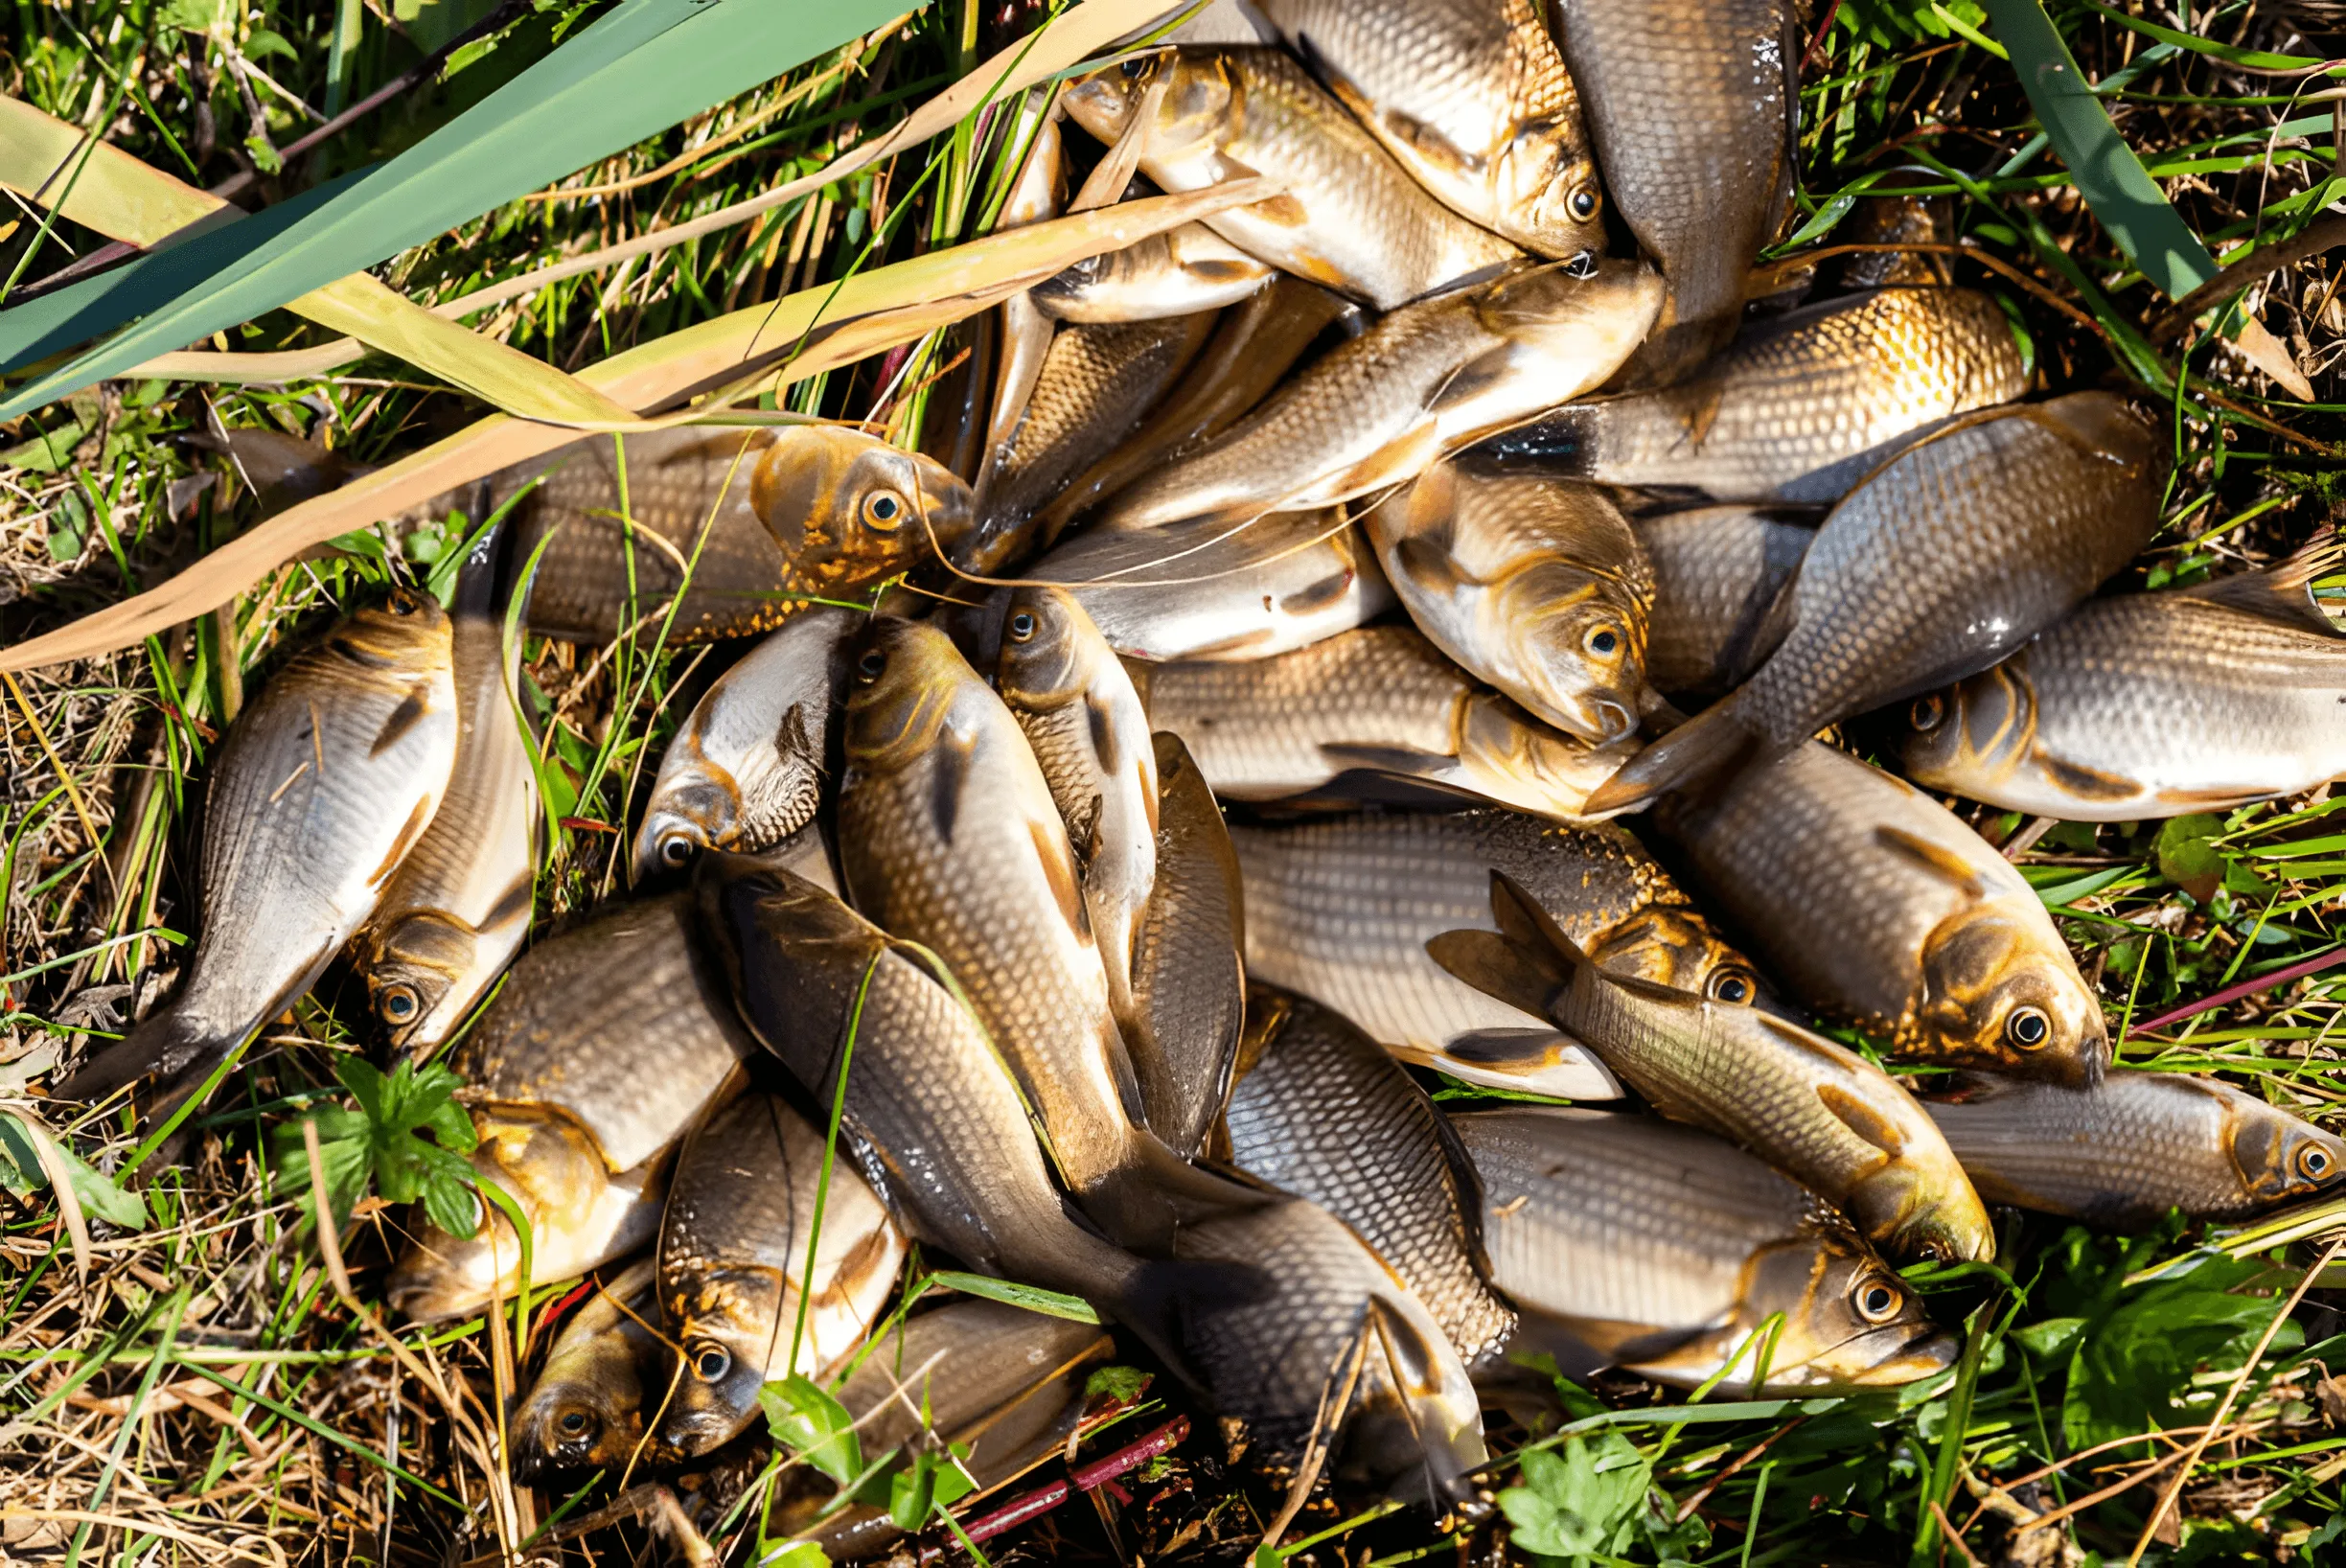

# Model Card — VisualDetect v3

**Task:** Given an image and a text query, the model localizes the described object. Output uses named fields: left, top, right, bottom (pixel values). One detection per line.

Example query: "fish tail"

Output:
left=1079, top=1131, right=1276, bottom=1253
left=2181, top=525, right=2346, bottom=636
left=1424, top=871, right=1592, bottom=1023
left=1577, top=700, right=1758, bottom=816
left=54, top=1006, right=220, bottom=1106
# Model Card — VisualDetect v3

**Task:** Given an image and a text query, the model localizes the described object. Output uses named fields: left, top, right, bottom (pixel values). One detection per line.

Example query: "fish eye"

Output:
left=659, top=834, right=694, bottom=868
left=1708, top=968, right=1755, bottom=1005
left=557, top=1409, right=595, bottom=1438
left=1567, top=185, right=1599, bottom=222
left=1118, top=55, right=1147, bottom=78
left=862, top=491, right=905, bottom=530
left=386, top=590, right=418, bottom=616
left=1852, top=1279, right=1903, bottom=1324
left=855, top=648, right=888, bottom=683
left=378, top=984, right=421, bottom=1025
left=1584, top=626, right=1621, bottom=658
left=691, top=1343, right=731, bottom=1382
left=1910, top=694, right=1945, bottom=732
left=2299, top=1144, right=2334, bottom=1180
left=1008, top=611, right=1039, bottom=643
left=2004, top=1005, right=2051, bottom=1049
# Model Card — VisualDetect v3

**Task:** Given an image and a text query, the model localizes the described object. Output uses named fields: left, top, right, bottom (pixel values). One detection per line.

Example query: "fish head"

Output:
left=842, top=616, right=979, bottom=777
left=1493, top=118, right=1605, bottom=265
left=1456, top=694, right=1637, bottom=819
left=1584, top=905, right=1766, bottom=1008
left=1495, top=563, right=1649, bottom=744
left=1914, top=902, right=2106, bottom=1085
left=386, top=1109, right=612, bottom=1323
left=633, top=772, right=741, bottom=884
left=2226, top=1097, right=2346, bottom=1206
left=1064, top=51, right=1187, bottom=147
left=1846, top=1150, right=1997, bottom=1265
left=359, top=910, right=481, bottom=1054
left=1475, top=259, right=1666, bottom=394
left=330, top=588, right=453, bottom=676
left=750, top=427, right=973, bottom=588
left=511, top=1321, right=663, bottom=1480
left=994, top=585, right=1094, bottom=713
left=1898, top=670, right=2031, bottom=790
left=658, top=1273, right=788, bottom=1459
left=1736, top=1229, right=1953, bottom=1390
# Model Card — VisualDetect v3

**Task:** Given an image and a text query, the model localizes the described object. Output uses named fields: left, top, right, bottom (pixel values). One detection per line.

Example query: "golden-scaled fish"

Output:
left=1101, top=259, right=1662, bottom=530
left=507, top=426, right=973, bottom=644
left=657, top=1091, right=905, bottom=1460
left=1130, top=625, right=1635, bottom=818
left=1634, top=503, right=1813, bottom=696
left=1030, top=511, right=1394, bottom=663
left=994, top=588, right=1160, bottom=1028
left=1252, top=0, right=1602, bottom=260
left=1492, top=288, right=2031, bottom=501
left=1585, top=392, right=2167, bottom=813
left=1230, top=809, right=1758, bottom=1098
left=1453, top=1108, right=1956, bottom=1392
left=1898, top=541, right=2346, bottom=819
left=61, top=592, right=457, bottom=1111
left=1924, top=1072, right=2346, bottom=1227
left=387, top=1105, right=668, bottom=1324
left=983, top=99, right=1065, bottom=499
left=355, top=535, right=540, bottom=1056
left=1367, top=461, right=1655, bottom=745
left=1125, top=734, right=1247, bottom=1156
left=513, top=1259, right=668, bottom=1480
left=1032, top=223, right=1275, bottom=322
left=1430, top=874, right=1994, bottom=1262
left=1658, top=742, right=2105, bottom=1084
left=1227, top=985, right=1517, bottom=1367
left=1835, top=195, right=1956, bottom=289
left=1062, top=48, right=1521, bottom=311
left=632, top=606, right=856, bottom=881
left=1547, top=0, right=1798, bottom=383
left=970, top=314, right=1219, bottom=573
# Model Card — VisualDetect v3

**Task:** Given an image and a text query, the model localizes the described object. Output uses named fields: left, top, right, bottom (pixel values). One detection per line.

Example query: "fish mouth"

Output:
left=1826, top=1325, right=1960, bottom=1387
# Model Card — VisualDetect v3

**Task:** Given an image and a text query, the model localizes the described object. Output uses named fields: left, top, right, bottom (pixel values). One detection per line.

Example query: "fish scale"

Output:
left=1634, top=503, right=1813, bottom=695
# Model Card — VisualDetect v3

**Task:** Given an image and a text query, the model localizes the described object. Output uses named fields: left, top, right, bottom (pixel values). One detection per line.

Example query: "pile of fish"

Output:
left=57, top=0, right=2346, bottom=1546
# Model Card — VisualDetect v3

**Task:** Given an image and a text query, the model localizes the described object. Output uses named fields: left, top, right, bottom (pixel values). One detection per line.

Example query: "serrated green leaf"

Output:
left=1084, top=1364, right=1150, bottom=1404
left=422, top=1172, right=482, bottom=1239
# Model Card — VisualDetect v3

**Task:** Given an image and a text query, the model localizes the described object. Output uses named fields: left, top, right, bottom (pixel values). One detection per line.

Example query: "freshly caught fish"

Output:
left=1230, top=809, right=1757, bottom=1098
left=1030, top=511, right=1394, bottom=663
left=1634, top=503, right=1814, bottom=696
left=994, top=588, right=1160, bottom=1028
left=1453, top=1108, right=1956, bottom=1391
left=1898, top=542, right=2346, bottom=819
left=969, top=314, right=1218, bottom=572
left=450, top=892, right=753, bottom=1172
left=656, top=1091, right=906, bottom=1459
left=356, top=533, right=540, bottom=1056
left=1062, top=48, right=1521, bottom=311
left=632, top=607, right=856, bottom=881
left=1548, top=0, right=1798, bottom=382
left=1254, top=0, right=1604, bottom=261
left=1032, top=223, right=1275, bottom=322
left=1492, top=288, right=2030, bottom=502
left=981, top=104, right=1066, bottom=507
left=1130, top=625, right=1634, bottom=819
left=61, top=592, right=457, bottom=1109
left=1125, top=733, right=1247, bottom=1156
left=512, top=1259, right=669, bottom=1480
left=1835, top=195, right=1956, bottom=289
left=1367, top=461, right=1655, bottom=744
left=1102, top=260, right=1661, bottom=531
left=1429, top=874, right=1995, bottom=1262
left=505, top=426, right=973, bottom=644
left=1655, top=742, right=2108, bottom=1086
left=1585, top=392, right=2167, bottom=813
left=1924, top=1072, right=2346, bottom=1227
left=1226, top=985, right=1517, bottom=1367
left=387, top=1105, right=668, bottom=1324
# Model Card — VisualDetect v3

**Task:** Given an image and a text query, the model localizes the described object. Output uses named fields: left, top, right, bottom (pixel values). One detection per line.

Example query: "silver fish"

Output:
left=1634, top=503, right=1814, bottom=696
left=1032, top=223, right=1276, bottom=322
left=512, top=1259, right=670, bottom=1480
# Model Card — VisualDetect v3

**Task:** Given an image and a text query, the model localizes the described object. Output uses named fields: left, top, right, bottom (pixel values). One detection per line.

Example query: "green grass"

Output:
left=1, top=0, right=2344, bottom=1563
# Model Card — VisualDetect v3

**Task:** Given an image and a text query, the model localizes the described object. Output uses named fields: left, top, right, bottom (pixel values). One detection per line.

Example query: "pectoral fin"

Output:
left=1816, top=1079, right=1909, bottom=1157
left=1873, top=824, right=1987, bottom=900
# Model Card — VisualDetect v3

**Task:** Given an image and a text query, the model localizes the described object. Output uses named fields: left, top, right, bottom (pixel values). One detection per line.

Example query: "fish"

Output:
left=1489, top=288, right=2031, bottom=502
left=1101, top=259, right=1661, bottom=531
left=993, top=588, right=1160, bottom=1029
left=1124, top=733, right=1248, bottom=1156
left=1584, top=392, right=2167, bottom=813
left=656, top=1090, right=906, bottom=1459
left=1925, top=1072, right=2346, bottom=1227
left=1226, top=984, right=1517, bottom=1367
left=632, top=606, right=857, bottom=881
left=1834, top=195, right=1956, bottom=289
left=354, top=530, right=540, bottom=1056
left=1036, top=277, right=1356, bottom=541
left=1547, top=0, right=1798, bottom=383
left=1366, top=461, right=1655, bottom=744
left=1253, top=0, right=1604, bottom=261
left=387, top=1105, right=669, bottom=1324
left=1028, top=510, right=1395, bottom=663
left=501, top=426, right=973, bottom=644
left=968, top=314, right=1219, bottom=573
left=1061, top=47, right=1522, bottom=311
left=1230, top=808, right=1758, bottom=1098
left=60, top=591, right=457, bottom=1111
left=1451, top=1108, right=1956, bottom=1392
left=981, top=104, right=1066, bottom=513
left=1633, top=503, right=1815, bottom=696
left=1428, top=873, right=1995, bottom=1262
left=1896, top=540, right=2346, bottom=820
left=448, top=892, right=754, bottom=1173
left=512, top=1259, right=670, bottom=1480
left=1129, top=625, right=1635, bottom=819
left=1654, top=741, right=2108, bottom=1086
left=1032, top=223, right=1276, bottom=322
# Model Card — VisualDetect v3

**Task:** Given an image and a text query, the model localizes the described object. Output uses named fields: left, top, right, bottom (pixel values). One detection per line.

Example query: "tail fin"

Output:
left=2181, top=526, right=2344, bottom=636
left=54, top=1006, right=217, bottom=1105
left=1577, top=700, right=1758, bottom=816
left=1078, top=1129, right=1276, bottom=1254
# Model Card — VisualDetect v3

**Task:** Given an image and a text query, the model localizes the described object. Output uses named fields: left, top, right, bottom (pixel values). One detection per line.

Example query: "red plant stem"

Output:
left=1070, top=1416, right=1188, bottom=1490
left=1804, top=0, right=1845, bottom=68
left=932, top=1416, right=1190, bottom=1556
left=2129, top=944, right=2346, bottom=1034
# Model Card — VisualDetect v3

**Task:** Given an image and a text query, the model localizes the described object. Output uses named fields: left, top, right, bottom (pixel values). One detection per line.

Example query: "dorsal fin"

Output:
left=1872, top=824, right=1987, bottom=900
left=2179, top=527, right=2346, bottom=637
